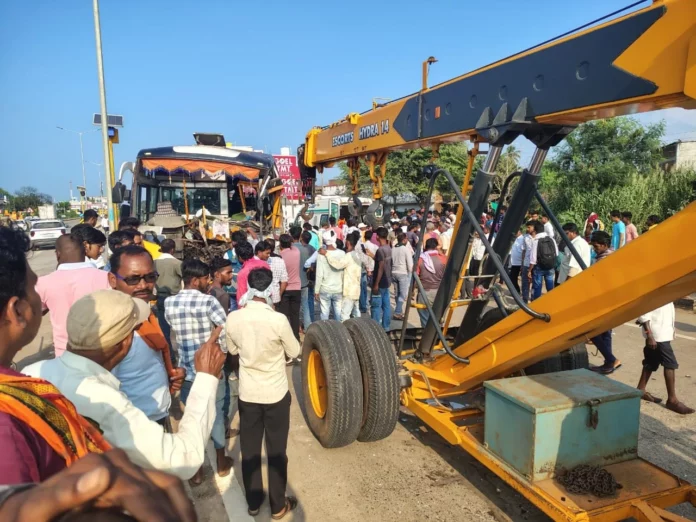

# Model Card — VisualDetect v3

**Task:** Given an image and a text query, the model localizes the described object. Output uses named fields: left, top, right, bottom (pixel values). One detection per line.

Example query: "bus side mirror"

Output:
left=112, top=182, right=127, bottom=204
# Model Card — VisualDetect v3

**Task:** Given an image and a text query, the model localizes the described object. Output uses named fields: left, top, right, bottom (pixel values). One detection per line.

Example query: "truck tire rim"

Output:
left=308, top=349, right=327, bottom=419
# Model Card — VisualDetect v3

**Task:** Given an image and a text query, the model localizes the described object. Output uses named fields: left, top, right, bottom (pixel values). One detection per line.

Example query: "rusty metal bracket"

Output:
left=587, top=399, right=601, bottom=430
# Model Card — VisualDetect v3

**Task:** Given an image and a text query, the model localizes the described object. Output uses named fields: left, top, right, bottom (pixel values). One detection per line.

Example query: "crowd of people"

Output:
left=498, top=208, right=693, bottom=415
left=0, top=202, right=691, bottom=520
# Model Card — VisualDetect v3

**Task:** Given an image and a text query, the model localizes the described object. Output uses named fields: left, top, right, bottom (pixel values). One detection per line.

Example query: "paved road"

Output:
left=17, top=249, right=696, bottom=521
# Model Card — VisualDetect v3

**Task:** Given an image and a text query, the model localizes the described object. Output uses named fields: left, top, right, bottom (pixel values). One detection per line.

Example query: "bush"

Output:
left=544, top=168, right=696, bottom=230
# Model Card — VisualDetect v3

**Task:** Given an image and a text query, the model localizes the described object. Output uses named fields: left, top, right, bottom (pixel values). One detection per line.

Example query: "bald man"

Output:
left=35, top=235, right=111, bottom=356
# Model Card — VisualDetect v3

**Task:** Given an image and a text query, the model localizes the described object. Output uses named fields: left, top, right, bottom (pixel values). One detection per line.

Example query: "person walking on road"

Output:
left=529, top=220, right=558, bottom=300
left=635, top=302, right=694, bottom=414
left=371, top=227, right=393, bottom=331
left=588, top=231, right=621, bottom=375
left=226, top=267, right=300, bottom=518
left=392, top=233, right=413, bottom=321
left=315, top=230, right=345, bottom=321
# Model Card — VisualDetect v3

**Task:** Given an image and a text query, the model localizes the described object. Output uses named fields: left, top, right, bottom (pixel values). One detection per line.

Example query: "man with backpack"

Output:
left=528, top=220, right=558, bottom=300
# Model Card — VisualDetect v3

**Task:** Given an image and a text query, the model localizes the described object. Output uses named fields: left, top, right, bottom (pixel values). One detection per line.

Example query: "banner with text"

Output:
left=273, top=155, right=301, bottom=200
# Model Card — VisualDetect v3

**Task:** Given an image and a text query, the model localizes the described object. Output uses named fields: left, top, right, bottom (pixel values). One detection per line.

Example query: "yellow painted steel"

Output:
left=402, top=391, right=696, bottom=521
left=407, top=201, right=696, bottom=394
left=303, top=0, right=696, bottom=169
left=307, top=349, right=327, bottom=419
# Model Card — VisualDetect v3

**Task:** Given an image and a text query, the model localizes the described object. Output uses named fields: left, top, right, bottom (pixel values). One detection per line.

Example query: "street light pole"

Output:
left=56, top=126, right=94, bottom=206
left=92, top=0, right=115, bottom=231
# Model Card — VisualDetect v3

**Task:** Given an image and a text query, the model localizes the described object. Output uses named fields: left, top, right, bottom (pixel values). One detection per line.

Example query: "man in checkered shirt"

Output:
left=164, top=258, right=232, bottom=484
left=254, top=239, right=287, bottom=306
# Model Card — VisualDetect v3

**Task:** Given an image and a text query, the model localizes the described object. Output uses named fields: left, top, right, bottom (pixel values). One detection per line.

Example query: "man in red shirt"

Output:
left=278, top=234, right=302, bottom=341
left=235, top=240, right=268, bottom=303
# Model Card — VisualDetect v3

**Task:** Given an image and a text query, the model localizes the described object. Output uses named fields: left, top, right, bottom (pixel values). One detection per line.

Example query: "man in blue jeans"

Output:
left=528, top=220, right=557, bottom=300
left=164, top=258, right=232, bottom=485
left=371, top=227, right=393, bottom=331
left=588, top=231, right=621, bottom=374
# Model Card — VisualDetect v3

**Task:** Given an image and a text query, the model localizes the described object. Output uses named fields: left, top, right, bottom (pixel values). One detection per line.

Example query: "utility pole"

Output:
left=56, top=127, right=95, bottom=196
left=92, top=0, right=115, bottom=231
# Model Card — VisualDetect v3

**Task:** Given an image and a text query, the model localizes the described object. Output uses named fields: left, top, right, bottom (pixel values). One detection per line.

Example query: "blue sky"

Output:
left=1, top=0, right=695, bottom=202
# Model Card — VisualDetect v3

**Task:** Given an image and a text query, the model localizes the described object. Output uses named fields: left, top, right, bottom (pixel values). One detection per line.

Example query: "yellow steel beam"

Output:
left=304, top=0, right=696, bottom=168
left=406, top=202, right=696, bottom=393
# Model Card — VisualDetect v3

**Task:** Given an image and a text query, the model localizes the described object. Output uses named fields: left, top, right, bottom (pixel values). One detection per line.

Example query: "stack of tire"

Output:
left=301, top=318, right=400, bottom=448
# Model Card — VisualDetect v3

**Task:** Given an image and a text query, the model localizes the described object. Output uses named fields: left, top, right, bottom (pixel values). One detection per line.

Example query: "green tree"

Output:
left=541, top=117, right=664, bottom=211
left=538, top=116, right=696, bottom=229
left=13, top=186, right=53, bottom=211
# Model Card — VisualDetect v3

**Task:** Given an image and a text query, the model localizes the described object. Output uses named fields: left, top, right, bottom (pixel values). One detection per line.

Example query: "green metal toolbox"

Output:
left=483, top=369, right=642, bottom=482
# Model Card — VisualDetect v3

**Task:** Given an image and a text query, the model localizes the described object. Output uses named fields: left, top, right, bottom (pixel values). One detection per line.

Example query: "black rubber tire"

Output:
left=343, top=318, right=400, bottom=442
left=301, top=320, right=363, bottom=448
left=476, top=308, right=573, bottom=376
left=559, top=342, right=590, bottom=371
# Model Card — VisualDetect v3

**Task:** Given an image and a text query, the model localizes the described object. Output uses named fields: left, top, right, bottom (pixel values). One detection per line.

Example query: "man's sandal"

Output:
left=641, top=392, right=663, bottom=404
left=272, top=497, right=298, bottom=520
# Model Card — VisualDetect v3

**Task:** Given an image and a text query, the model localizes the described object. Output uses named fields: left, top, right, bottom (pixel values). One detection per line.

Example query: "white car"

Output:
left=29, top=219, right=67, bottom=250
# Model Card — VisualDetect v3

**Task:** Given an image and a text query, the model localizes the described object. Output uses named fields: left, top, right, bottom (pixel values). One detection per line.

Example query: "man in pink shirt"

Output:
left=235, top=240, right=269, bottom=303
left=278, top=234, right=302, bottom=341
left=329, top=216, right=344, bottom=242
left=35, top=235, right=110, bottom=356
left=622, top=211, right=640, bottom=243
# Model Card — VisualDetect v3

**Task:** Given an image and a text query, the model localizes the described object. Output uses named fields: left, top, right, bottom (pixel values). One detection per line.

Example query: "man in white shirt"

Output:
left=24, top=290, right=226, bottom=481
left=315, top=230, right=345, bottom=320
left=528, top=220, right=558, bottom=300
left=520, top=224, right=535, bottom=303
left=541, top=213, right=555, bottom=240
left=438, top=218, right=454, bottom=255
left=226, top=267, right=300, bottom=518
left=557, top=222, right=592, bottom=284
left=322, top=233, right=368, bottom=321
left=507, top=231, right=525, bottom=293
left=635, top=303, right=693, bottom=414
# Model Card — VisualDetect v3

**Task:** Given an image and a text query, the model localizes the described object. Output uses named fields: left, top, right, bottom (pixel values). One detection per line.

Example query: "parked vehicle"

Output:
left=28, top=219, right=66, bottom=249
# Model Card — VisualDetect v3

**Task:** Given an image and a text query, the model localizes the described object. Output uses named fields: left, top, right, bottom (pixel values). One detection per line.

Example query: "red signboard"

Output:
left=273, top=155, right=301, bottom=200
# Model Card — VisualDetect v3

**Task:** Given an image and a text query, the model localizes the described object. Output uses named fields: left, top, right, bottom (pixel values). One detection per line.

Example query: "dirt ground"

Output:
left=19, top=249, right=696, bottom=521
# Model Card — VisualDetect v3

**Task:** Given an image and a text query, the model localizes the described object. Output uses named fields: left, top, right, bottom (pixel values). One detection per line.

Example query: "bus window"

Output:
left=319, top=214, right=329, bottom=228
left=330, top=202, right=339, bottom=221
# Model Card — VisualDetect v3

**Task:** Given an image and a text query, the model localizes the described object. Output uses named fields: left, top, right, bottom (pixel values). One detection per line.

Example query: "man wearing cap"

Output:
left=315, top=229, right=345, bottom=320
left=108, top=245, right=184, bottom=425
left=24, top=290, right=226, bottom=481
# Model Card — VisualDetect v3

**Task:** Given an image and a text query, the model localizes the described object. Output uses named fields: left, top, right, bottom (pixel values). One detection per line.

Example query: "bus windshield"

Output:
left=160, top=187, right=221, bottom=216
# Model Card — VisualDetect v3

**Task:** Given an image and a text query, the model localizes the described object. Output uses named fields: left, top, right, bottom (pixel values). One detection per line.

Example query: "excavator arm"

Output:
left=301, top=0, right=696, bottom=169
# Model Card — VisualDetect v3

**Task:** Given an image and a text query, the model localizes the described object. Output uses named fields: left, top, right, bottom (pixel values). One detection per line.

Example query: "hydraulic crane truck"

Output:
left=297, top=0, right=696, bottom=520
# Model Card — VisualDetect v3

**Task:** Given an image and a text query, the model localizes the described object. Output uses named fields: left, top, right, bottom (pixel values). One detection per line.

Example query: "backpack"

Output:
left=537, top=237, right=556, bottom=270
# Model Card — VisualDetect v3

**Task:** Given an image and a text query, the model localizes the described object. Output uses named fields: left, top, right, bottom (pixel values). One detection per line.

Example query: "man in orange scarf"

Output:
left=0, top=227, right=111, bottom=484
